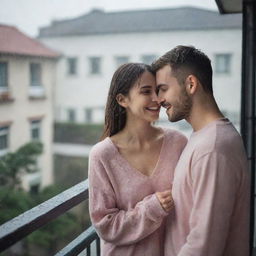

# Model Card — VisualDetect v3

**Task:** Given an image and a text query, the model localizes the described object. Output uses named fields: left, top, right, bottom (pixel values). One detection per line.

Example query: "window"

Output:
left=0, top=62, right=8, bottom=92
left=67, top=109, right=76, bottom=122
left=89, top=57, right=101, bottom=74
left=141, top=55, right=157, bottom=65
left=29, top=63, right=45, bottom=97
left=30, top=120, right=41, bottom=141
left=67, top=57, right=77, bottom=75
left=85, top=108, right=93, bottom=123
left=115, top=56, right=129, bottom=68
left=28, top=172, right=41, bottom=194
left=0, top=126, right=9, bottom=156
left=215, top=54, right=232, bottom=74
left=30, top=184, right=40, bottom=194
left=30, top=63, right=42, bottom=86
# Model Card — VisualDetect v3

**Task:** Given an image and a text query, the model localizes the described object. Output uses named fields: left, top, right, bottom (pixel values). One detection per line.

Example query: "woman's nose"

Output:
left=157, top=95, right=165, bottom=105
left=152, top=92, right=158, bottom=102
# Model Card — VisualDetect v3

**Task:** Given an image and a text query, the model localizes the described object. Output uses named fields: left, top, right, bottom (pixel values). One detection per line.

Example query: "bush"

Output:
left=54, top=122, right=103, bottom=145
left=54, top=154, right=88, bottom=188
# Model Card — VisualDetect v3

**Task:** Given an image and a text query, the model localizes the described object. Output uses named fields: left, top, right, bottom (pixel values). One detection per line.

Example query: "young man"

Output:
left=152, top=45, right=250, bottom=256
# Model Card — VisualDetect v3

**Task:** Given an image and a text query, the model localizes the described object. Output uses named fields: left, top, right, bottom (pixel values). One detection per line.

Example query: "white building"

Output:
left=0, top=24, right=59, bottom=190
left=39, top=7, right=242, bottom=132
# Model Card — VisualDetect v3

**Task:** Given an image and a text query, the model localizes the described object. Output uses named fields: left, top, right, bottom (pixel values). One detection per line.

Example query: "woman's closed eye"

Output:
left=141, top=89, right=152, bottom=95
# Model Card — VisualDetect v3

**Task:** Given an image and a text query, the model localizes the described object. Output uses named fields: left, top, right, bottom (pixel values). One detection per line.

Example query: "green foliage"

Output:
left=54, top=154, right=88, bottom=187
left=0, top=141, right=43, bottom=188
left=27, top=213, right=81, bottom=249
left=26, top=184, right=82, bottom=252
left=0, top=187, right=33, bottom=224
left=0, top=142, right=87, bottom=255
left=54, top=122, right=103, bottom=144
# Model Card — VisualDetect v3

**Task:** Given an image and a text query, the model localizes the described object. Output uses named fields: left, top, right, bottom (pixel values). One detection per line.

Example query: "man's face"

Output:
left=156, top=65, right=192, bottom=122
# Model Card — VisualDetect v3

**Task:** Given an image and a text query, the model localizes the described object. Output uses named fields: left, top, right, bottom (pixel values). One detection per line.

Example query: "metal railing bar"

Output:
left=87, top=245, right=91, bottom=256
left=96, top=237, right=101, bottom=255
left=0, top=180, right=89, bottom=252
left=54, top=226, right=98, bottom=256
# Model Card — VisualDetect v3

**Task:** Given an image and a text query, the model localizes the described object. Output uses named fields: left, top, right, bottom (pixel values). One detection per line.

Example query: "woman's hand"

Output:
left=156, top=190, right=174, bottom=213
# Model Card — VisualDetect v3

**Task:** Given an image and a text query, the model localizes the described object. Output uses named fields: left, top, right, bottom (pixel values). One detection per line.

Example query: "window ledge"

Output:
left=29, top=95, right=46, bottom=100
left=29, top=86, right=46, bottom=99
left=0, top=92, right=14, bottom=104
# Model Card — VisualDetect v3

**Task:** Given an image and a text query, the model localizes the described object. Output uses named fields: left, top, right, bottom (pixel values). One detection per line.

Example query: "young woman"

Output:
left=88, top=63, right=187, bottom=256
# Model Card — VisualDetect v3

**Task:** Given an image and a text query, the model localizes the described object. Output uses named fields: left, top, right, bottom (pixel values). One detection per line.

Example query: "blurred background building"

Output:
left=38, top=7, right=242, bottom=134
left=0, top=24, right=59, bottom=190
left=1, top=2, right=252, bottom=255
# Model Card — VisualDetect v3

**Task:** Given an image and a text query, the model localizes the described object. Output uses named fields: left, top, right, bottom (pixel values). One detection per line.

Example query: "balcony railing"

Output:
left=0, top=179, right=100, bottom=255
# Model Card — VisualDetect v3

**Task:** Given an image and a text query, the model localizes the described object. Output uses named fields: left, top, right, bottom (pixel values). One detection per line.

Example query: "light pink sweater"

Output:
left=165, top=119, right=250, bottom=256
left=89, top=128, right=187, bottom=256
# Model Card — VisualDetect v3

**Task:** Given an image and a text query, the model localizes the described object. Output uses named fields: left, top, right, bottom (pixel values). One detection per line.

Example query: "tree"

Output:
left=0, top=142, right=43, bottom=225
left=0, top=142, right=83, bottom=255
left=0, top=142, right=43, bottom=189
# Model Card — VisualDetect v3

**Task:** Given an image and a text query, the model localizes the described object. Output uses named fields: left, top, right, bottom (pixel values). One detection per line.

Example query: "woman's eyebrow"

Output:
left=140, top=85, right=152, bottom=89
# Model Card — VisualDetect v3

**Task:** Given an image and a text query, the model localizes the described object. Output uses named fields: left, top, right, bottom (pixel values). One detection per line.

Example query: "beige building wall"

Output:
left=0, top=55, right=56, bottom=189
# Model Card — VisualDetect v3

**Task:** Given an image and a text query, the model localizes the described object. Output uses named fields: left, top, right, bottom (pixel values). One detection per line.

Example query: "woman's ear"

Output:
left=116, top=93, right=128, bottom=108
left=185, top=75, right=198, bottom=95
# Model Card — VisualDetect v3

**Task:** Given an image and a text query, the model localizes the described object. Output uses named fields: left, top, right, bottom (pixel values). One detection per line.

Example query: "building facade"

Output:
left=0, top=25, right=59, bottom=190
left=39, top=7, right=242, bottom=131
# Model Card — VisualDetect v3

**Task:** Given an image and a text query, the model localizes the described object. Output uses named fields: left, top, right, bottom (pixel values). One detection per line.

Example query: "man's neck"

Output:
left=186, top=98, right=224, bottom=132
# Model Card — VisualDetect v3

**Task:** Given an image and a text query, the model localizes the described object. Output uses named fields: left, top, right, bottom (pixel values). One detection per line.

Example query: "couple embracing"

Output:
left=88, top=45, right=250, bottom=256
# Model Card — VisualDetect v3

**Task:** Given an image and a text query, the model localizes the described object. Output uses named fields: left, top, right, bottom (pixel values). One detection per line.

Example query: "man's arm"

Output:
left=178, top=152, right=238, bottom=256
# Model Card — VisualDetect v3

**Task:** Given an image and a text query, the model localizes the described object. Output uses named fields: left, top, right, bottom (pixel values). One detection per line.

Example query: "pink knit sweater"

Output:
left=165, top=119, right=250, bottom=256
left=89, top=128, right=187, bottom=256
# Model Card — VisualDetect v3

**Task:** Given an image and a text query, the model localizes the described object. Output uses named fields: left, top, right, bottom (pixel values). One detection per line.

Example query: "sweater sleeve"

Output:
left=88, top=149, right=168, bottom=246
left=178, top=152, right=238, bottom=256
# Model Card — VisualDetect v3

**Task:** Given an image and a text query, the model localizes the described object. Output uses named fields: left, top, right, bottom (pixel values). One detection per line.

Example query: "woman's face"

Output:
left=124, top=71, right=160, bottom=123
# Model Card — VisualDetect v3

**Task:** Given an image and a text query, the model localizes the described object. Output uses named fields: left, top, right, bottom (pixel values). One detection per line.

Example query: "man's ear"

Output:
left=116, top=93, right=128, bottom=108
left=185, top=75, right=198, bottom=95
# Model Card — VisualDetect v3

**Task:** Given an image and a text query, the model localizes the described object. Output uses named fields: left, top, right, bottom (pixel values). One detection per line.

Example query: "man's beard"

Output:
left=167, top=88, right=192, bottom=122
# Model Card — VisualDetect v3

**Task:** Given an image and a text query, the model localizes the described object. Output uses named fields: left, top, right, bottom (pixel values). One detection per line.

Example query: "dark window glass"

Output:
left=67, top=57, right=77, bottom=75
left=215, top=54, right=232, bottom=74
left=0, top=62, right=8, bottom=89
left=89, top=57, right=101, bottom=74
left=30, top=63, right=42, bottom=86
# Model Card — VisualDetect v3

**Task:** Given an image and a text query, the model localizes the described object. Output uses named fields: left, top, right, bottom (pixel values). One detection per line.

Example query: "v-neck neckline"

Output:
left=106, top=129, right=166, bottom=179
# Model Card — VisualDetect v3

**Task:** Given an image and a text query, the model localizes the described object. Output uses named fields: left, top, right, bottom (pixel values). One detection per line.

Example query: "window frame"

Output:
left=85, top=108, right=93, bottom=123
left=141, top=54, right=157, bottom=65
left=67, top=108, right=76, bottom=122
left=0, top=62, right=8, bottom=92
left=30, top=63, right=42, bottom=87
left=30, top=120, right=41, bottom=141
left=67, top=57, right=78, bottom=76
left=88, top=56, right=102, bottom=75
left=115, top=56, right=129, bottom=68
left=215, top=53, right=232, bottom=74
left=0, top=126, right=9, bottom=156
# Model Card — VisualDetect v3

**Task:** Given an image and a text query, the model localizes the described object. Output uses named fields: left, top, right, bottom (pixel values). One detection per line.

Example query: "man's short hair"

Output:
left=152, top=45, right=213, bottom=94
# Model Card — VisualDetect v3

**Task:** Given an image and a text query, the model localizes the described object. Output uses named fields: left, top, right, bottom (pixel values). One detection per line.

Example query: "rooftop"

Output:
left=39, top=7, right=242, bottom=38
left=0, top=24, right=59, bottom=58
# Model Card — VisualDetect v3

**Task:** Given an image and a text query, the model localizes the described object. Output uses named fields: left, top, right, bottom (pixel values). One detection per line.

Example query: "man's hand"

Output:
left=156, top=190, right=174, bottom=212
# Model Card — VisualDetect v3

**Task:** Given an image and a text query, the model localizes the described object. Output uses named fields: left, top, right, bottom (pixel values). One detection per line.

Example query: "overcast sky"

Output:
left=0, top=0, right=218, bottom=37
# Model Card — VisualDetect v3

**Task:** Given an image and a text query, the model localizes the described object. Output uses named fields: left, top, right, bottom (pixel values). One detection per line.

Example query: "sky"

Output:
left=0, top=0, right=218, bottom=37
